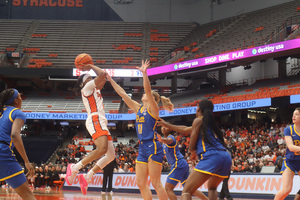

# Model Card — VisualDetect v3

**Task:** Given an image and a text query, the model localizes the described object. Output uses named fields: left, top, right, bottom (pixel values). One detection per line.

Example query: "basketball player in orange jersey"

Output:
left=66, top=64, right=115, bottom=195
left=106, top=60, right=172, bottom=200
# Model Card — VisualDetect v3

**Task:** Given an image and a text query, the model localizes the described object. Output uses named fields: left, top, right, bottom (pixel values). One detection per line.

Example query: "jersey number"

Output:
left=138, top=124, right=143, bottom=134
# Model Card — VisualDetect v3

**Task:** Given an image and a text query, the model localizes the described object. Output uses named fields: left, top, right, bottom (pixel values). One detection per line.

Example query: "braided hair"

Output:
left=197, top=99, right=226, bottom=148
left=0, top=89, right=15, bottom=117
left=72, top=74, right=86, bottom=96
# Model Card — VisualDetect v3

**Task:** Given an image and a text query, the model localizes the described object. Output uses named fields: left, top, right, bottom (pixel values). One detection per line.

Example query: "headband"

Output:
left=4, top=89, right=19, bottom=105
left=80, top=74, right=92, bottom=87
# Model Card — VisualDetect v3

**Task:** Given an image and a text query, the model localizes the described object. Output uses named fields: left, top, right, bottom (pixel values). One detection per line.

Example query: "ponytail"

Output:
left=151, top=90, right=174, bottom=112
left=161, top=96, right=174, bottom=112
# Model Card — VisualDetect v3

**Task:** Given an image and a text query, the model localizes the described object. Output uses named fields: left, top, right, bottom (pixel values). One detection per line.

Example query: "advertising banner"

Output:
left=147, top=38, right=300, bottom=76
left=24, top=98, right=271, bottom=120
left=63, top=173, right=300, bottom=195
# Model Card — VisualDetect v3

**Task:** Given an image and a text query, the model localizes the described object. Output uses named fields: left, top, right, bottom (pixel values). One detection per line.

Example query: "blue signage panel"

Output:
left=213, top=98, right=271, bottom=112
left=159, top=98, right=271, bottom=117
left=25, top=113, right=136, bottom=121
left=290, top=94, right=300, bottom=104
left=25, top=98, right=271, bottom=120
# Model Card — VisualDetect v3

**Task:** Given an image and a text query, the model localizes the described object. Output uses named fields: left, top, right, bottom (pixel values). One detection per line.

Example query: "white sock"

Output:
left=73, top=161, right=84, bottom=171
left=86, top=169, right=95, bottom=180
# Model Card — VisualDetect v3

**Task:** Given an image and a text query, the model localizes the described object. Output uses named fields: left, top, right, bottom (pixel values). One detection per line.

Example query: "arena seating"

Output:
left=163, top=0, right=300, bottom=63
left=0, top=21, right=195, bottom=68
left=171, top=75, right=300, bottom=108
left=21, top=95, right=121, bottom=113
left=0, top=20, right=32, bottom=52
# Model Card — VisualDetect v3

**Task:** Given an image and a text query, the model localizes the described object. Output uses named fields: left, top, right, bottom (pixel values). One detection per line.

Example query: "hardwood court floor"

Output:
left=0, top=187, right=272, bottom=200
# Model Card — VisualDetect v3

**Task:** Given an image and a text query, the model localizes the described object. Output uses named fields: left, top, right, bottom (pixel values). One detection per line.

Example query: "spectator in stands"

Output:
left=275, top=108, right=300, bottom=200
left=34, top=167, right=40, bottom=188
left=107, top=60, right=173, bottom=200
left=274, top=157, right=283, bottom=173
left=242, top=161, right=253, bottom=172
left=51, top=166, right=60, bottom=187
left=38, top=166, right=45, bottom=188
left=129, top=137, right=136, bottom=145
left=277, top=135, right=284, bottom=145
left=233, top=164, right=244, bottom=173
left=102, top=158, right=117, bottom=195
left=44, top=165, right=52, bottom=189
left=278, top=145, right=286, bottom=155
left=275, top=152, right=283, bottom=165
left=261, top=141, right=270, bottom=153
left=0, top=88, right=36, bottom=200
left=58, top=133, right=63, bottom=147
left=113, top=136, right=118, bottom=142
left=66, top=64, right=115, bottom=195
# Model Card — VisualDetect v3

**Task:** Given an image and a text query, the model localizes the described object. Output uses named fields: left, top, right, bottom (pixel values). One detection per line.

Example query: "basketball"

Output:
left=74, top=53, right=94, bottom=69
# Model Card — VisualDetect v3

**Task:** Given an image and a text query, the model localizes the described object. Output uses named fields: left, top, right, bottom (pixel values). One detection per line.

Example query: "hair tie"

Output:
left=4, top=89, right=19, bottom=105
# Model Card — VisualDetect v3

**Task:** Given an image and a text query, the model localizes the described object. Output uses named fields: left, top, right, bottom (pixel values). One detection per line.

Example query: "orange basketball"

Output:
left=74, top=53, right=94, bottom=68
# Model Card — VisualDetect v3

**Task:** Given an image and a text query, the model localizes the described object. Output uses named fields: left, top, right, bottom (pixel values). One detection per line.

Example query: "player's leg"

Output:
left=79, top=139, right=115, bottom=195
left=136, top=162, right=152, bottom=200
left=207, top=176, right=224, bottom=200
left=148, top=159, right=168, bottom=200
left=165, top=182, right=177, bottom=200
left=66, top=135, right=108, bottom=185
left=7, top=173, right=36, bottom=200
left=274, top=168, right=294, bottom=200
left=181, top=170, right=211, bottom=200
left=294, top=189, right=300, bottom=200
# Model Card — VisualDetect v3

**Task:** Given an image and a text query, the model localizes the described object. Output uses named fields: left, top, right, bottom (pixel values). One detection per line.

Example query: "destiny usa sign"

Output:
left=147, top=38, right=300, bottom=76
left=24, top=98, right=271, bottom=120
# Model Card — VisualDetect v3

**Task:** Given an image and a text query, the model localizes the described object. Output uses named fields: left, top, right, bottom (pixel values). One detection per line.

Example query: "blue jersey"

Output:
left=163, top=135, right=184, bottom=166
left=196, top=127, right=226, bottom=155
left=135, top=106, right=158, bottom=141
left=284, top=125, right=300, bottom=160
left=0, top=106, right=26, bottom=160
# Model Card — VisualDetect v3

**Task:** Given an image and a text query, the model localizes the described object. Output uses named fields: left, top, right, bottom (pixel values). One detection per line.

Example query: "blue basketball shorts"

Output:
left=194, top=149, right=232, bottom=178
left=0, top=160, right=26, bottom=189
left=281, top=158, right=300, bottom=174
left=136, top=139, right=164, bottom=165
left=166, top=158, right=189, bottom=186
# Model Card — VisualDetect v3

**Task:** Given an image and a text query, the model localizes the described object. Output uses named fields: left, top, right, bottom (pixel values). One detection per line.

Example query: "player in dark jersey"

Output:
left=0, top=88, right=36, bottom=200
left=181, top=99, right=231, bottom=200
left=107, top=60, right=173, bottom=200
left=159, top=126, right=208, bottom=200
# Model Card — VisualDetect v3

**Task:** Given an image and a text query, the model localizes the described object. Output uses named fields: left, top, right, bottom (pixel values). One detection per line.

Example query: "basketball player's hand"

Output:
left=25, top=162, right=35, bottom=178
left=106, top=73, right=112, bottom=82
left=157, top=118, right=167, bottom=127
left=190, top=150, right=197, bottom=162
left=157, top=134, right=162, bottom=142
left=137, top=59, right=150, bottom=74
left=79, top=64, right=92, bottom=71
